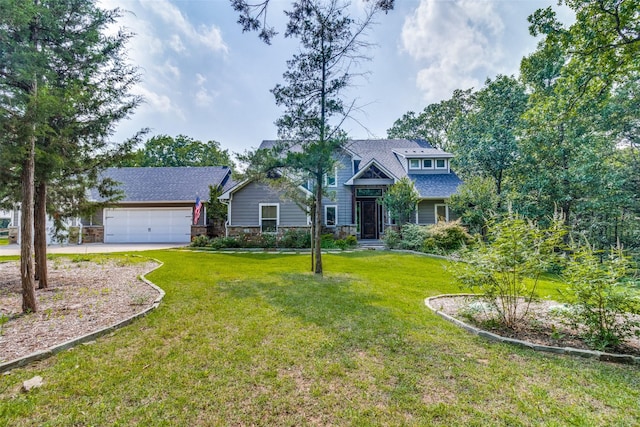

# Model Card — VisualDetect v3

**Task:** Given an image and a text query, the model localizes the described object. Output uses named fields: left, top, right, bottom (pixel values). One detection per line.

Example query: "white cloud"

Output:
left=169, top=34, right=186, bottom=53
left=162, top=61, right=181, bottom=79
left=195, top=88, right=215, bottom=107
left=140, top=0, right=228, bottom=54
left=133, top=86, right=185, bottom=121
left=401, top=0, right=505, bottom=101
left=196, top=73, right=207, bottom=86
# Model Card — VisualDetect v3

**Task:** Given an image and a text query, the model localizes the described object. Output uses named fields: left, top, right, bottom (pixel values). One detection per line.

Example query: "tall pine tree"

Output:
left=0, top=0, right=141, bottom=311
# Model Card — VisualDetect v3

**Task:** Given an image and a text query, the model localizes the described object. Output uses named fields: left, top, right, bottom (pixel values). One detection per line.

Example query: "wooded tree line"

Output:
left=388, top=1, right=640, bottom=251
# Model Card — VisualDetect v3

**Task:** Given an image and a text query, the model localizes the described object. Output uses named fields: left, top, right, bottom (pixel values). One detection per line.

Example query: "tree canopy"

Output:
left=387, top=0, right=640, bottom=251
left=121, top=135, right=234, bottom=169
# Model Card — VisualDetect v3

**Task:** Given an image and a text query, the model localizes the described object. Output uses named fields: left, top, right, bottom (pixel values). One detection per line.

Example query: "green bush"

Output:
left=209, top=236, right=241, bottom=249
left=426, top=220, right=474, bottom=252
left=321, top=233, right=336, bottom=249
left=452, top=214, right=565, bottom=328
left=279, top=229, right=311, bottom=248
left=382, top=228, right=401, bottom=249
left=399, top=223, right=430, bottom=251
left=191, top=235, right=211, bottom=247
left=345, top=235, right=358, bottom=248
left=561, top=245, right=640, bottom=350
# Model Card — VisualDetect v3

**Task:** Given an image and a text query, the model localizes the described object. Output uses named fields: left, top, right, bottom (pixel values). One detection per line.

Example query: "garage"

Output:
left=104, top=207, right=192, bottom=243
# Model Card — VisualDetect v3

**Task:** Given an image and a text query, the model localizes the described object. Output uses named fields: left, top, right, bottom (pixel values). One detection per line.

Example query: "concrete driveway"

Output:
left=0, top=243, right=186, bottom=256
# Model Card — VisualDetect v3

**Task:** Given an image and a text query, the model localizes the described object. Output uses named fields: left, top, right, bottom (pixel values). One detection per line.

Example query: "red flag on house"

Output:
left=193, top=196, right=202, bottom=225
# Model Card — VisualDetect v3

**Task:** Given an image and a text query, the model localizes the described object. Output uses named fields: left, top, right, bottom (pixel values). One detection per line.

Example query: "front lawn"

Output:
left=1, top=251, right=638, bottom=425
left=0, top=236, right=8, bottom=246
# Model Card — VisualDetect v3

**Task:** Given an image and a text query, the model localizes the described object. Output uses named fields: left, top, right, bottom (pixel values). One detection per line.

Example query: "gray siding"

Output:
left=230, top=181, right=308, bottom=226
left=417, top=200, right=439, bottom=224
left=321, top=152, right=354, bottom=226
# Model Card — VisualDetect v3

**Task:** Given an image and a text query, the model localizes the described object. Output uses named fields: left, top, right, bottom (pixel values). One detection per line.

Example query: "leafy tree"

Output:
left=241, top=0, right=386, bottom=275
left=562, top=244, right=640, bottom=351
left=449, top=75, right=527, bottom=202
left=122, top=135, right=233, bottom=168
left=448, top=176, right=499, bottom=237
left=0, top=1, right=140, bottom=311
left=516, top=31, right=616, bottom=233
left=453, top=214, right=565, bottom=328
left=528, top=1, right=639, bottom=107
left=378, top=177, right=419, bottom=228
left=386, top=88, right=474, bottom=151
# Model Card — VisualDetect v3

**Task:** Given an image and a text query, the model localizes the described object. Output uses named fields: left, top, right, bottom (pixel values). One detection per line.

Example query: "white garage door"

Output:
left=104, top=208, right=192, bottom=243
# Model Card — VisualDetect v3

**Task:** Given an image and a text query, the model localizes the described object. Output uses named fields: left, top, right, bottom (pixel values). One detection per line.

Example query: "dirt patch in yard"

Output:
left=0, top=257, right=160, bottom=363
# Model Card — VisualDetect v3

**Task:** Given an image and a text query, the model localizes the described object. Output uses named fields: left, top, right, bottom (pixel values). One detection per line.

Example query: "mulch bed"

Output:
left=433, top=295, right=640, bottom=358
left=0, top=258, right=160, bottom=363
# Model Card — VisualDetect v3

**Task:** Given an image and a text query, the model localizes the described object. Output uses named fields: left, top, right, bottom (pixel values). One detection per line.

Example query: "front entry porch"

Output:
left=354, top=187, right=388, bottom=240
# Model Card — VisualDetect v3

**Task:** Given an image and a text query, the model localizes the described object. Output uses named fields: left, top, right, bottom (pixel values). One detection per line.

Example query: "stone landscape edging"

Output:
left=425, top=294, right=640, bottom=365
left=0, top=259, right=166, bottom=373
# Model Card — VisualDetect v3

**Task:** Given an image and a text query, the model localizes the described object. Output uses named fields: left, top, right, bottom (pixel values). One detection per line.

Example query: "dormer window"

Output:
left=436, top=159, right=447, bottom=169
left=409, top=159, right=421, bottom=170
left=422, top=159, right=433, bottom=169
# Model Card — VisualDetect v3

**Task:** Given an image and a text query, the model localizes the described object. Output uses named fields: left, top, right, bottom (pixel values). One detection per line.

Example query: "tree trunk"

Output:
left=20, top=136, right=37, bottom=313
left=314, top=175, right=323, bottom=276
left=34, top=181, right=48, bottom=289
left=310, top=200, right=315, bottom=272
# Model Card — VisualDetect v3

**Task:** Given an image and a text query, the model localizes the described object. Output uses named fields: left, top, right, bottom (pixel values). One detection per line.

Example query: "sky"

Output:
left=100, top=0, right=573, bottom=157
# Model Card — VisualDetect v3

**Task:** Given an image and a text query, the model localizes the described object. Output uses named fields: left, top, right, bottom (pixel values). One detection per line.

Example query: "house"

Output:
left=220, top=139, right=462, bottom=239
left=4, top=166, right=234, bottom=245
left=83, top=166, right=234, bottom=243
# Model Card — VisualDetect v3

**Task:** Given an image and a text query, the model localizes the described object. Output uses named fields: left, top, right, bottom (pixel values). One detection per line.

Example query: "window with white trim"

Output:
left=259, top=203, right=279, bottom=233
left=409, top=159, right=421, bottom=170
left=325, top=205, right=337, bottom=227
left=422, top=159, right=433, bottom=169
left=435, top=204, right=449, bottom=223
left=435, top=159, right=447, bottom=169
left=324, top=167, right=337, bottom=187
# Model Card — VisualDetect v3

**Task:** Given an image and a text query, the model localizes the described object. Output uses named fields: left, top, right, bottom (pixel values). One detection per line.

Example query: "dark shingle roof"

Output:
left=410, top=173, right=463, bottom=198
left=92, top=167, right=231, bottom=202
left=345, top=139, right=434, bottom=179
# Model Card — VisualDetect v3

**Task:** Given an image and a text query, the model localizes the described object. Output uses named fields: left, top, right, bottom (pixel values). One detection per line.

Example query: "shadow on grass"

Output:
left=217, top=271, right=410, bottom=354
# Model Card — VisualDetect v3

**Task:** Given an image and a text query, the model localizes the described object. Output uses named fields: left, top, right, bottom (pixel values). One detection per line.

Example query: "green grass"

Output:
left=0, top=236, right=8, bottom=246
left=1, top=251, right=639, bottom=426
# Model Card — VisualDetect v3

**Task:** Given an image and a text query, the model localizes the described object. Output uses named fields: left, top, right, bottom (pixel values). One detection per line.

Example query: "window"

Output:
left=325, top=205, right=337, bottom=227
left=436, top=159, right=447, bottom=169
left=259, top=203, right=279, bottom=233
left=435, top=204, right=449, bottom=223
left=324, top=167, right=337, bottom=187
left=422, top=159, right=433, bottom=169
left=356, top=188, right=383, bottom=197
left=409, top=159, right=421, bottom=169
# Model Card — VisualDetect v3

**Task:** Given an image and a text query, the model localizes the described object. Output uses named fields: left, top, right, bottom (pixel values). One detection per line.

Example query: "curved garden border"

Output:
left=0, top=260, right=166, bottom=373
left=425, top=294, right=640, bottom=365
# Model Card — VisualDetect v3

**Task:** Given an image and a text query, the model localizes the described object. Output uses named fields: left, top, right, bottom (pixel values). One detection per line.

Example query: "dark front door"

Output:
left=361, top=200, right=377, bottom=239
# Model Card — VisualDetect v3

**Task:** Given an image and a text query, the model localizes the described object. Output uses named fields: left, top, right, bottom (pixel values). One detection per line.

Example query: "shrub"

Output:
left=321, top=233, right=336, bottom=249
left=427, top=220, right=473, bottom=252
left=209, top=236, right=241, bottom=249
left=382, top=228, right=401, bottom=249
left=345, top=235, right=358, bottom=248
left=191, top=235, right=211, bottom=247
left=452, top=214, right=565, bottom=328
left=279, top=229, right=311, bottom=248
left=334, top=239, right=348, bottom=250
left=561, top=245, right=640, bottom=350
left=399, top=223, right=430, bottom=251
